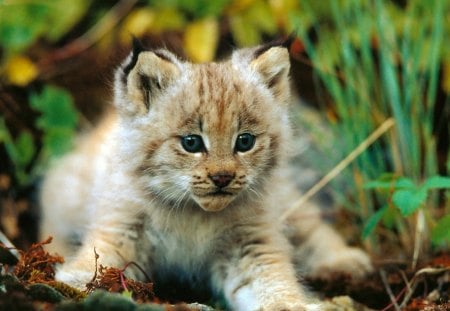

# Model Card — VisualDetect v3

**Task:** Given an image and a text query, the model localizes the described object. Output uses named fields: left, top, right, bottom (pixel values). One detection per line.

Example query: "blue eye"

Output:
left=235, top=133, right=256, bottom=152
left=181, top=135, right=204, bottom=153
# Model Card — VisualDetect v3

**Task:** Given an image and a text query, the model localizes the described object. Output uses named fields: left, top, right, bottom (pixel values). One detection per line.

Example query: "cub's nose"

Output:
left=209, top=172, right=235, bottom=188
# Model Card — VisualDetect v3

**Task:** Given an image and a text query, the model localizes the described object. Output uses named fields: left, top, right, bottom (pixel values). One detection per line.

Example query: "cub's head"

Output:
left=115, top=40, right=292, bottom=212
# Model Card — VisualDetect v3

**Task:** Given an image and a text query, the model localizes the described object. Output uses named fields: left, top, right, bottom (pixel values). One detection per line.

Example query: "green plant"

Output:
left=0, top=85, right=78, bottom=186
left=0, top=119, right=35, bottom=186
left=363, top=175, right=450, bottom=246
left=0, top=0, right=89, bottom=56
left=147, top=0, right=230, bottom=19
left=290, top=0, right=449, bottom=253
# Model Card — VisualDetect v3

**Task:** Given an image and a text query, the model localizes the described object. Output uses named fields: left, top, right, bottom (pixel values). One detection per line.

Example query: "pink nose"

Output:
left=209, top=172, right=234, bottom=188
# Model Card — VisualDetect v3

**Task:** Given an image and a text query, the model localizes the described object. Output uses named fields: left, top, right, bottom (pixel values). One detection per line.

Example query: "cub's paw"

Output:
left=307, top=247, right=373, bottom=280
left=55, top=268, right=94, bottom=290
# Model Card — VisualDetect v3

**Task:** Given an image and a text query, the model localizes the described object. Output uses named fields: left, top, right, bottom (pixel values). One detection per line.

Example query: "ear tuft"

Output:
left=253, top=35, right=295, bottom=59
left=115, top=48, right=181, bottom=115
left=122, top=37, right=147, bottom=80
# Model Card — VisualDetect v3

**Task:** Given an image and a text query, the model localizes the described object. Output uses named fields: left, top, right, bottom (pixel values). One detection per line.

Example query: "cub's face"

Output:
left=115, top=43, right=291, bottom=212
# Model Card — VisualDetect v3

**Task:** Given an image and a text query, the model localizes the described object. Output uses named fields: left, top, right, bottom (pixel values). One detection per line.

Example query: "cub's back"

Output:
left=39, top=111, right=118, bottom=254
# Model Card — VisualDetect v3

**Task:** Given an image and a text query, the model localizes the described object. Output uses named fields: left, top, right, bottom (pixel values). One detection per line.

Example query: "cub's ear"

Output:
left=251, top=44, right=291, bottom=101
left=233, top=40, right=291, bottom=104
left=114, top=41, right=181, bottom=115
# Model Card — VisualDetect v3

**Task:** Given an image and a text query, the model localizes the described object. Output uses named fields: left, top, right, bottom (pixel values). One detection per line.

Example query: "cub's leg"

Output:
left=284, top=202, right=373, bottom=279
left=54, top=200, right=148, bottom=289
left=39, top=152, right=94, bottom=257
left=212, top=223, right=320, bottom=311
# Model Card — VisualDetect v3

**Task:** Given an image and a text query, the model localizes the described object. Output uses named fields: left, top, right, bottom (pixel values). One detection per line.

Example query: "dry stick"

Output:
left=380, top=269, right=402, bottom=311
left=280, top=118, right=396, bottom=222
left=399, top=267, right=450, bottom=309
left=412, top=209, right=425, bottom=270
left=395, top=268, right=419, bottom=310
left=0, top=230, right=19, bottom=259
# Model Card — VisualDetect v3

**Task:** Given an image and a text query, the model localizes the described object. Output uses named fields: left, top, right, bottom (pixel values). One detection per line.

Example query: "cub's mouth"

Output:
left=192, top=190, right=238, bottom=212
left=208, top=190, right=233, bottom=196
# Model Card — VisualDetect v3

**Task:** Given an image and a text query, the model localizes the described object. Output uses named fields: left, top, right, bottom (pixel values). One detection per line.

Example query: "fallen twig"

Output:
left=0, top=230, right=19, bottom=260
left=380, top=266, right=450, bottom=310
left=380, top=269, right=402, bottom=311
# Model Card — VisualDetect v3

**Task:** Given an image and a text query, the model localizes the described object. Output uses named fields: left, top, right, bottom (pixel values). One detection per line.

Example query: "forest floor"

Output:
left=0, top=236, right=449, bottom=311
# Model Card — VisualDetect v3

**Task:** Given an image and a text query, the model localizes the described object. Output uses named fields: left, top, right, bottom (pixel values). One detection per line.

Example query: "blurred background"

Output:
left=0, top=0, right=449, bottom=268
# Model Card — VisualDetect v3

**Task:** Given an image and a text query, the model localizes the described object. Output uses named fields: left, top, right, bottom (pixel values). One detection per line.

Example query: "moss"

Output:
left=27, top=283, right=64, bottom=303
left=53, top=290, right=166, bottom=311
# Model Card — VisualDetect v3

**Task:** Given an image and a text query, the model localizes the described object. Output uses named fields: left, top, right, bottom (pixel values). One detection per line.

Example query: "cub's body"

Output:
left=40, top=42, right=372, bottom=310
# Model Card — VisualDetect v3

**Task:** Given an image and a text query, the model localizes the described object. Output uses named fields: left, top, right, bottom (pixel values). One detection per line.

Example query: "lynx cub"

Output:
left=40, top=41, right=372, bottom=310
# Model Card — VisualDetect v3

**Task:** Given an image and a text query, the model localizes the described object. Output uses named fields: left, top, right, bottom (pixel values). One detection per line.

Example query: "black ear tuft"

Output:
left=122, top=37, right=147, bottom=77
left=132, top=36, right=146, bottom=55
left=281, top=33, right=296, bottom=49
left=253, top=35, right=296, bottom=59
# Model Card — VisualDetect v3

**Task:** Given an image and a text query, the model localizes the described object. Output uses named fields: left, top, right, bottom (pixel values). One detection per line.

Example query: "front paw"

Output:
left=55, top=268, right=94, bottom=290
left=232, top=284, right=320, bottom=311
left=308, top=247, right=373, bottom=279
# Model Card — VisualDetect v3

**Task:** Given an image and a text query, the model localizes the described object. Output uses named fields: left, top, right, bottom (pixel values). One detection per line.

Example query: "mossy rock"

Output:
left=54, top=290, right=167, bottom=311
left=28, top=283, right=65, bottom=303
left=0, top=274, right=25, bottom=292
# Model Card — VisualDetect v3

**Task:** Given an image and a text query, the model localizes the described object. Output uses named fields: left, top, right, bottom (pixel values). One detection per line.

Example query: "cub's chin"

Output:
left=194, top=193, right=236, bottom=212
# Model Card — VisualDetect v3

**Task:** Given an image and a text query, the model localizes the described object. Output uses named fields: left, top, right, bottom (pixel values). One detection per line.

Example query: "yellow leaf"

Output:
left=119, top=8, right=156, bottom=44
left=184, top=18, right=219, bottom=63
left=4, top=55, right=38, bottom=86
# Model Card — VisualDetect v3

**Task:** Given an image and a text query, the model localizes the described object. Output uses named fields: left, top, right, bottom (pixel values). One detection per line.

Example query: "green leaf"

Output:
left=30, top=85, right=78, bottom=158
left=431, top=214, right=450, bottom=245
left=14, top=132, right=35, bottom=167
left=0, top=3, right=48, bottom=52
left=44, top=128, right=76, bottom=157
left=362, top=205, right=387, bottom=239
left=0, top=119, right=35, bottom=185
left=121, top=289, right=133, bottom=299
left=0, top=1, right=87, bottom=53
left=392, top=188, right=428, bottom=216
left=364, top=177, right=415, bottom=190
left=422, top=175, right=450, bottom=190
left=148, top=0, right=230, bottom=18
left=0, top=23, right=34, bottom=52
left=0, top=118, right=18, bottom=164
left=30, top=85, right=78, bottom=130
left=382, top=206, right=399, bottom=229
left=0, top=118, right=10, bottom=143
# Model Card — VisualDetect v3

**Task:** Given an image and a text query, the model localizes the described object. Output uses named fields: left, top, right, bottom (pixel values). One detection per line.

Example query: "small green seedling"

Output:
left=362, top=174, right=450, bottom=245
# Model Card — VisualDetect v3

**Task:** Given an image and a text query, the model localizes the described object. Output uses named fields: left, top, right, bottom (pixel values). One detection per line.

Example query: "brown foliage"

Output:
left=85, top=249, right=156, bottom=303
left=13, top=237, right=64, bottom=284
